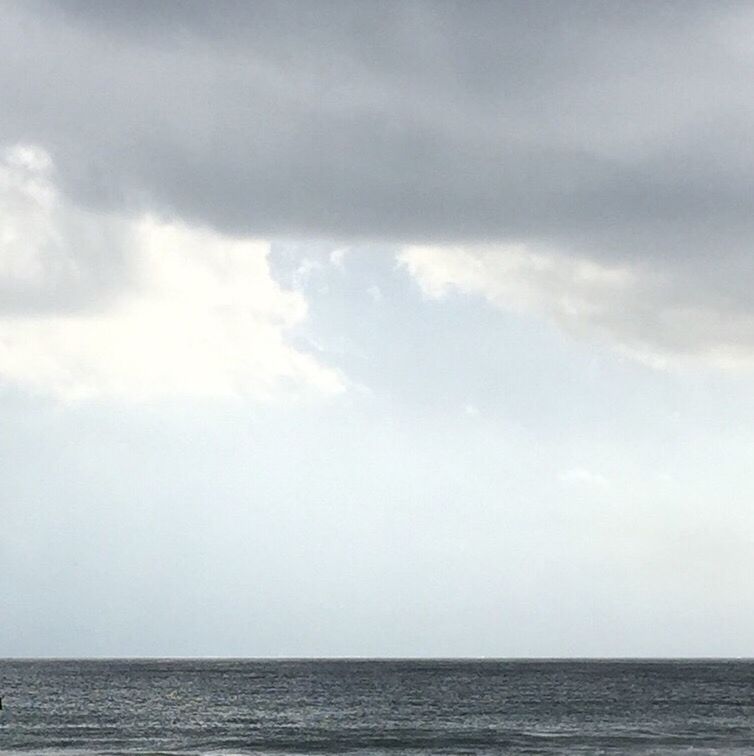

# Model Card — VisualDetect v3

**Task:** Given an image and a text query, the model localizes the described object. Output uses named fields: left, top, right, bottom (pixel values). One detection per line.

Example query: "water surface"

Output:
left=1, top=659, right=753, bottom=754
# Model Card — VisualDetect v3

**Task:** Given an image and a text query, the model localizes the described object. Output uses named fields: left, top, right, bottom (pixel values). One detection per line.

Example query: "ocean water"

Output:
left=1, top=659, right=754, bottom=755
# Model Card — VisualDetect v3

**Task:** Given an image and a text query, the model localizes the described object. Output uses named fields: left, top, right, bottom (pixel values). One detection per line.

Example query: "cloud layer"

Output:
left=1, top=1, right=748, bottom=246
left=0, top=146, right=342, bottom=400
left=3, top=2, right=754, bottom=370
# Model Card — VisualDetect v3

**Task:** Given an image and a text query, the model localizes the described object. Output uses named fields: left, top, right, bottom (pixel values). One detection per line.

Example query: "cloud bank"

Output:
left=400, top=245, right=754, bottom=371
left=1, top=1, right=747, bottom=247
left=3, top=1, right=754, bottom=371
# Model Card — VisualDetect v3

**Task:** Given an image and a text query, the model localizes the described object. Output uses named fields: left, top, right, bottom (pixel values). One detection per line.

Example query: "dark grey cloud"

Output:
left=0, top=0, right=746, bottom=251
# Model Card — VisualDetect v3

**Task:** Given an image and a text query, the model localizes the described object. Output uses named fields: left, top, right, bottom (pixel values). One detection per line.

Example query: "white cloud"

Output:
left=0, top=145, right=75, bottom=288
left=291, top=257, right=324, bottom=291
left=401, top=244, right=633, bottom=315
left=0, top=146, right=344, bottom=402
left=400, top=245, right=754, bottom=371
left=329, top=247, right=350, bottom=268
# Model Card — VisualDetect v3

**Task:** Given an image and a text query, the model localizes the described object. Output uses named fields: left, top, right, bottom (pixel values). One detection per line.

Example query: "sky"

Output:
left=3, top=0, right=754, bottom=657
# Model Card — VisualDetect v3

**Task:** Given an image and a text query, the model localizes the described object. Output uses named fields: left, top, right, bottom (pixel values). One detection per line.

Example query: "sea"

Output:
left=1, top=659, right=754, bottom=755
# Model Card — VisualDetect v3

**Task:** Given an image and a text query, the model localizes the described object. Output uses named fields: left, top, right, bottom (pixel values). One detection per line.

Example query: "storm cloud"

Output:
left=1, top=0, right=749, bottom=247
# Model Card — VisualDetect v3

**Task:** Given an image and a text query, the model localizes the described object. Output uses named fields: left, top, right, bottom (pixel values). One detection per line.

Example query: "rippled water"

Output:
left=1, top=659, right=754, bottom=754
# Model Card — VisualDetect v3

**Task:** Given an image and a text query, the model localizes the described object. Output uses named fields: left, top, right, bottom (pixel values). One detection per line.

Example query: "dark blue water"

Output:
left=2, top=659, right=754, bottom=754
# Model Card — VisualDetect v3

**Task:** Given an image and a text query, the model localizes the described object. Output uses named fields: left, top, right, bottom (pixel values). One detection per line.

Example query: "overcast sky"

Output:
left=3, top=1, right=754, bottom=657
